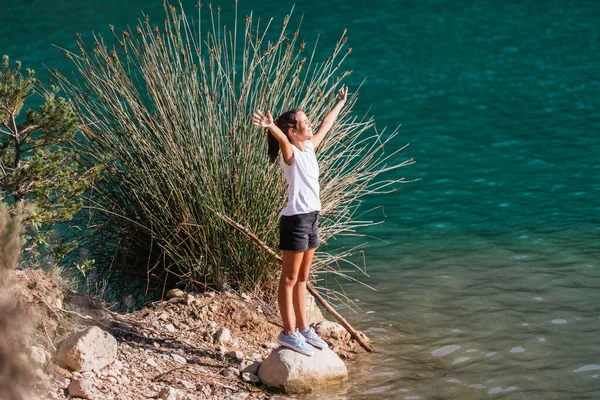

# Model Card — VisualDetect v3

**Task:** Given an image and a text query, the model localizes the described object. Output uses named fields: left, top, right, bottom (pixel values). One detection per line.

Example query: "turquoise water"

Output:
left=3, top=1, right=599, bottom=399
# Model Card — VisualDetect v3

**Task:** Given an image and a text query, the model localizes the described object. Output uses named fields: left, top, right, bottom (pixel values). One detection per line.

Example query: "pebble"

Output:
left=227, top=350, right=244, bottom=360
left=171, top=353, right=187, bottom=364
left=221, top=367, right=240, bottom=379
left=239, top=360, right=261, bottom=375
left=166, top=288, right=185, bottom=298
left=107, top=376, right=118, bottom=383
left=145, top=357, right=158, bottom=367
left=241, top=372, right=260, bottom=384
left=215, top=328, right=231, bottom=343
left=165, top=324, right=176, bottom=333
left=68, top=378, right=94, bottom=399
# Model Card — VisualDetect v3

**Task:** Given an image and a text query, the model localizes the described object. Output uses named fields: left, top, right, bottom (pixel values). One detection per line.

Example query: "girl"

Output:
left=252, top=86, right=348, bottom=356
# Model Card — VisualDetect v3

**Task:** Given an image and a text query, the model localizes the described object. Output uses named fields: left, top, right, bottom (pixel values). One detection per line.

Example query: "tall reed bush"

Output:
left=55, top=2, right=413, bottom=300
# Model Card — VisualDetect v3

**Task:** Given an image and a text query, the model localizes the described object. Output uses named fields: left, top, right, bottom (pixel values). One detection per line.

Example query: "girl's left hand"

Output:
left=338, top=85, right=348, bottom=102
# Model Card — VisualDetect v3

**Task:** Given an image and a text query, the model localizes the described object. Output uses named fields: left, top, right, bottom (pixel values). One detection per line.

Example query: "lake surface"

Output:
left=3, top=1, right=599, bottom=399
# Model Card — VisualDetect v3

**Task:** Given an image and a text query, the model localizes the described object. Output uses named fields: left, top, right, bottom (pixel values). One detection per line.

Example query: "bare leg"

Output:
left=279, top=250, right=304, bottom=335
left=293, top=247, right=316, bottom=331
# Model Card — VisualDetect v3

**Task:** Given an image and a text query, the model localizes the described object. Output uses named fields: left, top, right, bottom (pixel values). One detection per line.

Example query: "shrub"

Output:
left=55, top=2, right=413, bottom=300
left=0, top=55, right=99, bottom=267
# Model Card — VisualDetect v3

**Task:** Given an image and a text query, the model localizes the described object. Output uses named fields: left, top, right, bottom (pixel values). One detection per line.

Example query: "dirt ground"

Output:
left=12, top=269, right=368, bottom=399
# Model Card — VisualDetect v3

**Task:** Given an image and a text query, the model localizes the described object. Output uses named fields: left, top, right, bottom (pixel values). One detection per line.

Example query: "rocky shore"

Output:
left=13, top=269, right=369, bottom=399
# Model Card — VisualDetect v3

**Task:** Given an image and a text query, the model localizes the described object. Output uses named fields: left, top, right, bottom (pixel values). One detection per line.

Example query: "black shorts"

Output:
left=278, top=211, right=320, bottom=252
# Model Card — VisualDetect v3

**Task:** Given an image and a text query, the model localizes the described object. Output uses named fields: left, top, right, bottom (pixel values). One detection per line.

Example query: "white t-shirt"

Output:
left=280, top=140, right=321, bottom=216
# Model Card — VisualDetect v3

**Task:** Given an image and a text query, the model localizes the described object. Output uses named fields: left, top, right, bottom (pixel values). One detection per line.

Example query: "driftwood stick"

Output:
left=216, top=212, right=373, bottom=352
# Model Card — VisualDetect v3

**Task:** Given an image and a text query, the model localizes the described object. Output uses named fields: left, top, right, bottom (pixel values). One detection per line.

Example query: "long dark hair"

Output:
left=267, top=109, right=300, bottom=163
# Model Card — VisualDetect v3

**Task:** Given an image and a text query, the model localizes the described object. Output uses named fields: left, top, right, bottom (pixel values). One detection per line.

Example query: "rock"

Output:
left=145, top=357, right=158, bottom=367
left=112, top=360, right=123, bottom=371
left=107, top=376, right=117, bottom=383
left=313, top=320, right=346, bottom=340
left=165, top=323, right=176, bottom=333
left=262, top=342, right=278, bottom=350
left=185, top=294, right=196, bottom=305
left=223, top=394, right=250, bottom=400
left=269, top=396, right=295, bottom=400
left=221, top=366, right=240, bottom=379
left=159, top=312, right=169, bottom=321
left=239, top=360, right=261, bottom=375
left=30, top=345, right=48, bottom=366
left=171, top=353, right=187, bottom=364
left=158, top=387, right=185, bottom=400
left=258, top=347, right=348, bottom=394
left=56, top=326, right=118, bottom=372
left=166, top=288, right=185, bottom=298
left=227, top=350, right=244, bottom=360
left=215, top=328, right=231, bottom=343
left=178, top=379, right=195, bottom=390
left=68, top=378, right=94, bottom=399
left=242, top=372, right=261, bottom=384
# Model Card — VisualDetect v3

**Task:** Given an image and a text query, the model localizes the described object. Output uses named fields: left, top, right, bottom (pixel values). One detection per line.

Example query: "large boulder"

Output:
left=258, top=347, right=347, bottom=394
left=56, top=326, right=117, bottom=372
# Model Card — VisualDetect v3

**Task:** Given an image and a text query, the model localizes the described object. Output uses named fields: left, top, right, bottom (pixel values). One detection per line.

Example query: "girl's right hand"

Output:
left=252, top=109, right=274, bottom=128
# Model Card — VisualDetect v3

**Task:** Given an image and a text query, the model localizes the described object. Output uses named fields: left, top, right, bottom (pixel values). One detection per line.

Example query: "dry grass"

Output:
left=0, top=205, right=33, bottom=400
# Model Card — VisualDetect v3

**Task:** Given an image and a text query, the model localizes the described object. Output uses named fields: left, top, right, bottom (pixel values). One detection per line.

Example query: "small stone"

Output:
left=171, top=353, right=187, bottom=364
left=145, top=357, right=158, bottom=367
left=241, top=293, right=250, bottom=301
left=186, top=294, right=196, bottom=305
left=239, top=360, right=261, bottom=375
left=221, top=367, right=240, bottom=379
left=178, top=379, right=195, bottom=390
left=107, top=370, right=118, bottom=378
left=241, top=372, right=261, bottom=384
left=152, top=342, right=161, bottom=349
left=197, top=383, right=212, bottom=396
left=112, top=360, right=123, bottom=370
left=107, top=376, right=118, bottom=383
left=218, top=345, right=228, bottom=355
left=215, top=328, right=231, bottom=343
left=227, top=350, right=244, bottom=360
left=30, top=346, right=48, bottom=366
left=166, top=288, right=185, bottom=298
left=134, top=370, right=143, bottom=378
left=159, top=312, right=169, bottom=321
left=68, top=378, right=93, bottom=399
left=158, top=386, right=185, bottom=400
left=224, top=393, right=250, bottom=400
left=205, top=291, right=216, bottom=297
left=262, top=342, right=278, bottom=350
left=165, top=324, right=176, bottom=333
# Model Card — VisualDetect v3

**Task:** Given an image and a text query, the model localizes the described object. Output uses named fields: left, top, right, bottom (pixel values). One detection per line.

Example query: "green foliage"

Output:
left=0, top=55, right=100, bottom=266
left=55, top=3, right=413, bottom=300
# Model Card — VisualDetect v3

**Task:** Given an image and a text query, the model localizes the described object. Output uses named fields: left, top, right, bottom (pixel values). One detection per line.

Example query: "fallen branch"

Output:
left=215, top=212, right=374, bottom=352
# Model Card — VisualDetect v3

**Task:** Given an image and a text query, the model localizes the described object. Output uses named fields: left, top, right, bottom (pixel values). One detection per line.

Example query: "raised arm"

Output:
left=252, top=109, right=295, bottom=165
left=310, top=86, right=348, bottom=149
